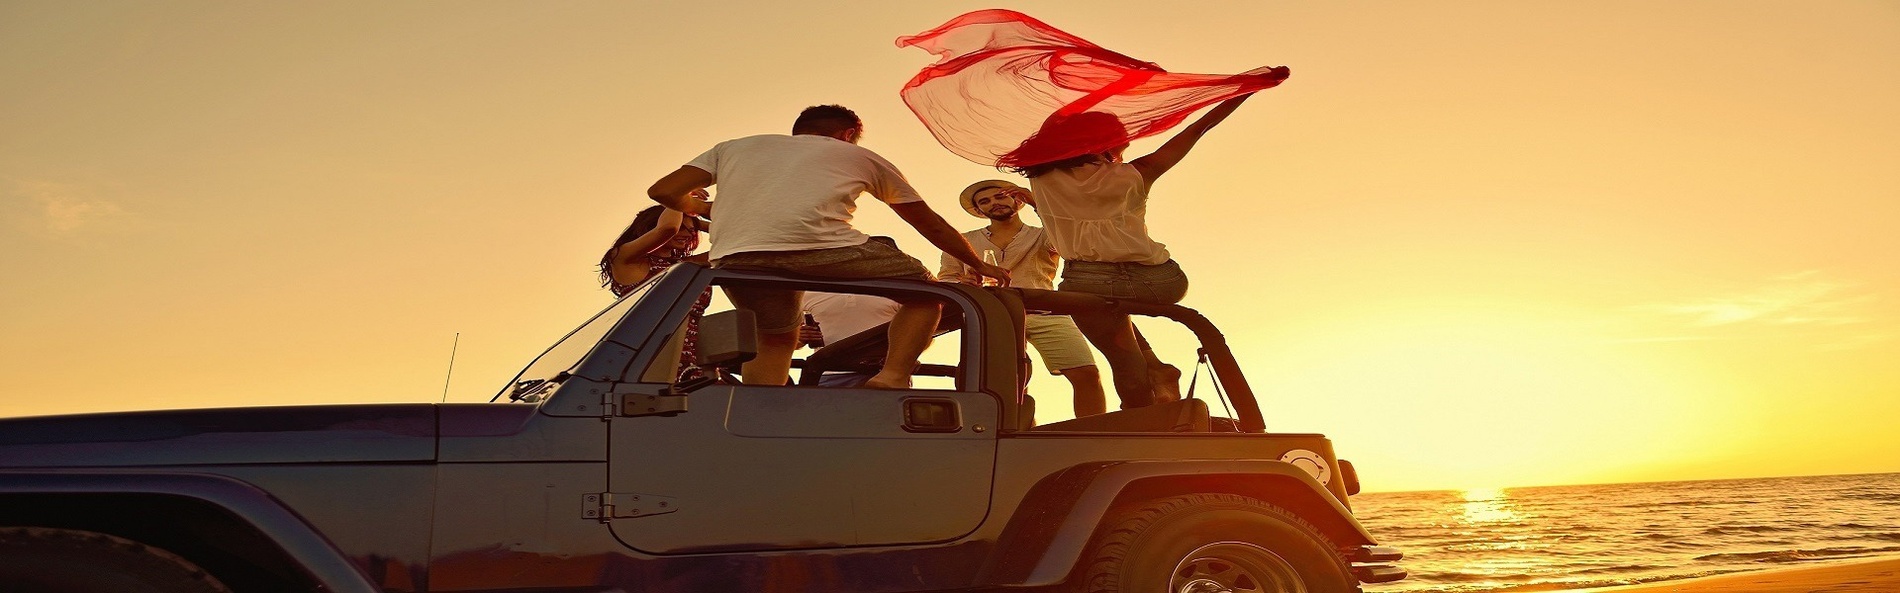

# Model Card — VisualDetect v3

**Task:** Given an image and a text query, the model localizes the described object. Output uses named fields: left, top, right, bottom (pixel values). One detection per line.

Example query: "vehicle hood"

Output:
left=0, top=404, right=438, bottom=468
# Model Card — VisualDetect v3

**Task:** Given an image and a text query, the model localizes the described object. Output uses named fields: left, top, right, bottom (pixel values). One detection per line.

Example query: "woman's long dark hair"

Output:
left=598, top=205, right=671, bottom=293
left=1004, top=111, right=1129, bottom=177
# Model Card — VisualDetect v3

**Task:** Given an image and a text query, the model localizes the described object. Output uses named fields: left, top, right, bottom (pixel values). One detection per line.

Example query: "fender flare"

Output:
left=0, top=470, right=381, bottom=593
left=979, top=460, right=1377, bottom=587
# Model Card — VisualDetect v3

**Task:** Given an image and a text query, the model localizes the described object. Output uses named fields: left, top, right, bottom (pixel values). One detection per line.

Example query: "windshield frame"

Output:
left=490, top=279, right=659, bottom=403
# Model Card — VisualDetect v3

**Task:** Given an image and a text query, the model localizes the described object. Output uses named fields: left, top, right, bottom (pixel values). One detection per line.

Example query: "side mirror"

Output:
left=696, top=309, right=758, bottom=367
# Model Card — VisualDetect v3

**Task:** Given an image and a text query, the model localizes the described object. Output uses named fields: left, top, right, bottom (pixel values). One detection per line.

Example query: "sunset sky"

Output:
left=3, top=1, right=1895, bottom=493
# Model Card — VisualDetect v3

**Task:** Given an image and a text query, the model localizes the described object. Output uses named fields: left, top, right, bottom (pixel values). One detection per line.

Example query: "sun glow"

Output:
left=1459, top=488, right=1522, bottom=524
left=1231, top=305, right=1727, bottom=490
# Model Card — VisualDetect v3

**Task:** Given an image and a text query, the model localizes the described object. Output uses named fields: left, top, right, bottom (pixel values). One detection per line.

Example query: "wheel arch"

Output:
left=980, top=460, right=1376, bottom=588
left=0, top=472, right=382, bottom=593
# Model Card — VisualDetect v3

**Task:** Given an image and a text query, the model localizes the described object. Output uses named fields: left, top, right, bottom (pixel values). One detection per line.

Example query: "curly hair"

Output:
left=791, top=104, right=862, bottom=136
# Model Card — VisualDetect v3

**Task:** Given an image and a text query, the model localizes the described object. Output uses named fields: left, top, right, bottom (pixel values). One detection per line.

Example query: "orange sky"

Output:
left=3, top=1, right=1896, bottom=492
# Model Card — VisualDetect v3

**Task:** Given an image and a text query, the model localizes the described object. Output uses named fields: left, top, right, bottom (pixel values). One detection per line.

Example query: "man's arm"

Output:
left=611, top=208, right=686, bottom=266
left=1129, top=94, right=1254, bottom=185
left=648, top=166, right=715, bottom=218
left=888, top=201, right=1011, bottom=286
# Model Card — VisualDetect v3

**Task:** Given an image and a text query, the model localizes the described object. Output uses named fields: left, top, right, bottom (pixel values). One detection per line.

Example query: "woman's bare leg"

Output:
left=1132, top=327, right=1183, bottom=402
left=1070, top=312, right=1155, bottom=409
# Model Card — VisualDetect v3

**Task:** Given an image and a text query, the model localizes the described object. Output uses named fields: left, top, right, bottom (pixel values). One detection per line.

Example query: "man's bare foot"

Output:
left=1150, top=363, right=1183, bottom=403
left=862, top=372, right=913, bottom=390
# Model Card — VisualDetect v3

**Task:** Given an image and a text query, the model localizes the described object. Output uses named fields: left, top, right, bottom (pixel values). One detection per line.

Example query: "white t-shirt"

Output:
left=803, top=292, right=900, bottom=345
left=686, top=134, right=924, bottom=260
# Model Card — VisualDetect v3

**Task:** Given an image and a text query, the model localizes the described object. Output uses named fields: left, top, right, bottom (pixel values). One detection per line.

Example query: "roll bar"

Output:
left=1013, top=289, right=1266, bottom=433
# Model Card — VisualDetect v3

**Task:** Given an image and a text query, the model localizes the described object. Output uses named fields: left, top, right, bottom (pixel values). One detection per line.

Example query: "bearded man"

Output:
left=938, top=180, right=1111, bottom=416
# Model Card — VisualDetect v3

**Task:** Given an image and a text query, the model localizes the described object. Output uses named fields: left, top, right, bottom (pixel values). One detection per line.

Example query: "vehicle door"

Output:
left=604, top=276, right=999, bottom=554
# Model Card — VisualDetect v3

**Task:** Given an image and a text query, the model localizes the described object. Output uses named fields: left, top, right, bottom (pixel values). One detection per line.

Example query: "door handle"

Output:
left=901, top=397, right=962, bottom=433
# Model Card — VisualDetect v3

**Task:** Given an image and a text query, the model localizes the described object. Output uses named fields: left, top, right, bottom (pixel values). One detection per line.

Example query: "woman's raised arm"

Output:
left=1129, top=94, right=1254, bottom=185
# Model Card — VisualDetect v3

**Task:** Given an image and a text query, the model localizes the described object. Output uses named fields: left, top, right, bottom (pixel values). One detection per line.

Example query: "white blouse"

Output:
left=1027, top=162, right=1171, bottom=265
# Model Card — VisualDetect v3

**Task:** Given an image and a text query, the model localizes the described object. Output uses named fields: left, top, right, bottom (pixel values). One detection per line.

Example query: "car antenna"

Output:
left=440, top=332, right=460, bottom=403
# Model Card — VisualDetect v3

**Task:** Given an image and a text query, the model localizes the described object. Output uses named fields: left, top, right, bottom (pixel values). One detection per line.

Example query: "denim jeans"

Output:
left=1058, top=259, right=1189, bottom=304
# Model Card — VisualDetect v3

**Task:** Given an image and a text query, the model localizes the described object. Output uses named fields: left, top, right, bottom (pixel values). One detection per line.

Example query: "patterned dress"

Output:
left=613, top=246, right=709, bottom=382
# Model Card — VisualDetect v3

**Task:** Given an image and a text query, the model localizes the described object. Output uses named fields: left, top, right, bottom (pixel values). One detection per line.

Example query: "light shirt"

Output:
left=686, top=134, right=924, bottom=260
left=803, top=292, right=900, bottom=345
left=1025, top=161, right=1171, bottom=265
left=937, top=225, right=1061, bottom=291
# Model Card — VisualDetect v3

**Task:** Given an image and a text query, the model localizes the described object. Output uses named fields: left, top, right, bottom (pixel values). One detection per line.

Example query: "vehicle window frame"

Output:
left=630, top=271, right=983, bottom=392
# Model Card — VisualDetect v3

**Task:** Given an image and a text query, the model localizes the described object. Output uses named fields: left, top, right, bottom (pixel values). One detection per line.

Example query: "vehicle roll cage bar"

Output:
left=1011, top=288, right=1266, bottom=433
left=612, top=265, right=1267, bottom=433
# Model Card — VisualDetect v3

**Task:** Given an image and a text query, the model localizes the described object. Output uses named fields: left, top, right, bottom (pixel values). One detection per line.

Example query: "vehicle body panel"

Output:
left=0, top=404, right=436, bottom=467
left=606, top=386, right=999, bottom=553
left=437, top=404, right=604, bottom=462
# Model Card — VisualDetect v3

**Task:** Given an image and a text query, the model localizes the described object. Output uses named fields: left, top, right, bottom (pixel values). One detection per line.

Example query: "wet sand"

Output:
left=1555, top=557, right=1900, bottom=592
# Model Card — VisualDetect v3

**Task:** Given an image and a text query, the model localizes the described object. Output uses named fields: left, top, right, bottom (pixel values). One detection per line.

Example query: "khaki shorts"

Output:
left=714, top=239, right=933, bottom=334
left=1026, top=314, right=1096, bottom=374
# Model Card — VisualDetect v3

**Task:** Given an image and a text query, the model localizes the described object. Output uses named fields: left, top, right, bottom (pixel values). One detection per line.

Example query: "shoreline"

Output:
left=1550, top=556, right=1900, bottom=592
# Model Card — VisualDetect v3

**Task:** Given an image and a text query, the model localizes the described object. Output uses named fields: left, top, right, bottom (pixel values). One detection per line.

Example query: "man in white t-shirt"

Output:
left=648, top=105, right=1009, bottom=388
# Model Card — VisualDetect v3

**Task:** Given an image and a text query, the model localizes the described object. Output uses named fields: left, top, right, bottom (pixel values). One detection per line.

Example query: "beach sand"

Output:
left=1554, top=557, right=1900, bottom=593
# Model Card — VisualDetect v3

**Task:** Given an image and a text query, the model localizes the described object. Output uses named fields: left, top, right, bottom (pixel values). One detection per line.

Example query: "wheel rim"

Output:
left=1169, top=541, right=1307, bottom=593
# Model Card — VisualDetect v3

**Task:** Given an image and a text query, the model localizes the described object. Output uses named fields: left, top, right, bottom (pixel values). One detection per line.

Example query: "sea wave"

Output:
left=1842, top=492, right=1900, bottom=503
left=1700, top=524, right=1798, bottom=535
left=1691, top=545, right=1900, bottom=564
left=1832, top=522, right=1889, bottom=530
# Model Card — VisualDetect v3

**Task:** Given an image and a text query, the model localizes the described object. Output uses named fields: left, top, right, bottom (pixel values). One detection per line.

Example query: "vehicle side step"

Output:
left=1350, top=545, right=1406, bottom=584
left=1351, top=564, right=1408, bottom=584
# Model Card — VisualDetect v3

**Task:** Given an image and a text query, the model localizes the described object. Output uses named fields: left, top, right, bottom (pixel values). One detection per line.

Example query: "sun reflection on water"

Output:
left=1460, top=487, right=1523, bottom=524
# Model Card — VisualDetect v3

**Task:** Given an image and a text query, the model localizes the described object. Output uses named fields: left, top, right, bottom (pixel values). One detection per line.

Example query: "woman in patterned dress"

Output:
left=598, top=195, right=709, bottom=380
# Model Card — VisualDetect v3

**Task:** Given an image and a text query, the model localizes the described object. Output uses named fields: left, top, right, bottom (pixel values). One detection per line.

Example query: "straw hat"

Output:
left=959, top=179, right=1025, bottom=218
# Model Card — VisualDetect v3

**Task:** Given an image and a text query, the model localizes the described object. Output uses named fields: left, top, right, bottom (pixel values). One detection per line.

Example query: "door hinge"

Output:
left=582, top=492, right=678, bottom=522
left=620, top=392, right=688, bottom=417
left=600, top=388, right=687, bottom=419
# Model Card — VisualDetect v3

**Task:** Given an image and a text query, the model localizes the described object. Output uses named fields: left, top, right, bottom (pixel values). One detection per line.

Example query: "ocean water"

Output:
left=1353, top=472, right=1900, bottom=592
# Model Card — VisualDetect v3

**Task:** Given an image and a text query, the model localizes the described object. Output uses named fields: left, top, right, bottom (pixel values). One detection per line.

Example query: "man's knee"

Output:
left=1060, top=365, right=1102, bottom=380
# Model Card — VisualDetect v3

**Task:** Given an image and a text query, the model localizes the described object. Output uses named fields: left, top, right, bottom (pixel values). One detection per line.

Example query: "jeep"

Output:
left=0, top=263, right=1405, bottom=592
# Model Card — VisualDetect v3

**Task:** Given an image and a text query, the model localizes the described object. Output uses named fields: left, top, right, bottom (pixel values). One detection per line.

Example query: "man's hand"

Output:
left=1002, top=186, right=1035, bottom=208
left=798, top=318, right=825, bottom=349
left=889, top=201, right=1014, bottom=286
left=972, top=262, right=1012, bottom=287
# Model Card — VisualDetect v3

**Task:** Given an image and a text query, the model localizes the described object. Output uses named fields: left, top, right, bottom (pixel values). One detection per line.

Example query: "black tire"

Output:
left=1080, top=493, right=1355, bottom=593
left=0, top=527, right=232, bottom=593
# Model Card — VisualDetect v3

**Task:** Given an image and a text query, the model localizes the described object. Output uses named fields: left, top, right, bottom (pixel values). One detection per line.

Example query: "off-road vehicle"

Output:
left=0, top=263, right=1405, bottom=592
